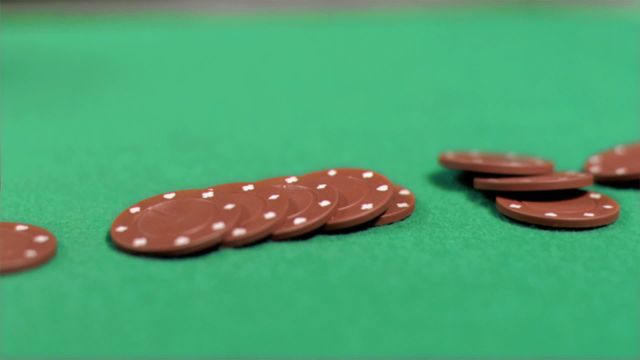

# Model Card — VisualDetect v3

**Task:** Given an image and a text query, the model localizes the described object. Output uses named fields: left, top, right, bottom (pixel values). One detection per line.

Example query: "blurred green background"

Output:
left=1, top=3, right=639, bottom=358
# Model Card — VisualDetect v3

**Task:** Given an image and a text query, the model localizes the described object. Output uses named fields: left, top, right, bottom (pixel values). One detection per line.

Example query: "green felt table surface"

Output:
left=1, top=6, right=639, bottom=358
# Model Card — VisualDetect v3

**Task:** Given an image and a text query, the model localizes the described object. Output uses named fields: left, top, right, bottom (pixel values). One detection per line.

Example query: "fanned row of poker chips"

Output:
left=438, top=142, right=640, bottom=229
left=109, top=168, right=416, bottom=257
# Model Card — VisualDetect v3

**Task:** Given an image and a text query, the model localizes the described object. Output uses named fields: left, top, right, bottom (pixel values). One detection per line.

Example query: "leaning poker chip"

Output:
left=259, top=176, right=340, bottom=240
left=439, top=151, right=554, bottom=175
left=496, top=191, right=620, bottom=229
left=207, top=182, right=290, bottom=247
left=374, top=185, right=416, bottom=226
left=584, top=143, right=640, bottom=182
left=301, top=168, right=394, bottom=231
left=110, top=189, right=242, bottom=255
left=0, top=222, right=57, bottom=274
left=474, top=172, right=593, bottom=192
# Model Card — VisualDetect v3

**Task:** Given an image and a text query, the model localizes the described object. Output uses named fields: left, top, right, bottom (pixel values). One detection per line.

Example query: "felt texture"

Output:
left=1, top=7, right=639, bottom=358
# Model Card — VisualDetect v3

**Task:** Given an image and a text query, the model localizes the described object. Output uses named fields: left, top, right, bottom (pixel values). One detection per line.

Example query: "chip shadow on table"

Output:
left=428, top=169, right=500, bottom=215
left=596, top=179, right=640, bottom=190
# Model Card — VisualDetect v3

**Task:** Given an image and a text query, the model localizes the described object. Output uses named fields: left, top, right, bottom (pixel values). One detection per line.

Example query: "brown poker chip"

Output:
left=258, top=176, right=340, bottom=240
left=584, top=143, right=640, bottom=182
left=301, top=168, right=394, bottom=231
left=0, top=222, right=57, bottom=274
left=474, top=172, right=594, bottom=192
left=374, top=185, right=415, bottom=226
left=207, top=182, right=290, bottom=247
left=439, top=151, right=554, bottom=175
left=496, top=190, right=620, bottom=229
left=110, top=189, right=242, bottom=256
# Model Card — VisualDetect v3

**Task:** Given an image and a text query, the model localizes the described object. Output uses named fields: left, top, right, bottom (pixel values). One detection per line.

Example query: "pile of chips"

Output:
left=438, top=142, right=640, bottom=229
left=109, top=168, right=416, bottom=257
left=3, top=143, right=635, bottom=273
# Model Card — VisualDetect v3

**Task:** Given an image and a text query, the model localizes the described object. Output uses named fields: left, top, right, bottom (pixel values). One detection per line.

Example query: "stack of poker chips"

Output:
left=437, top=142, right=640, bottom=229
left=109, top=168, right=416, bottom=257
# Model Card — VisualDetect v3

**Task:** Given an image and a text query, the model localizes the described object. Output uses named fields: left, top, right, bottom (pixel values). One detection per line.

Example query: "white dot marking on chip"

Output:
left=264, top=211, right=276, bottom=220
left=133, top=238, right=147, bottom=247
left=590, top=193, right=602, bottom=199
left=319, top=200, right=331, bottom=207
left=544, top=212, right=558, bottom=217
left=285, top=176, right=298, bottom=184
left=174, top=236, right=190, bottom=246
left=377, top=185, right=389, bottom=192
left=317, top=184, right=327, bottom=190
left=362, top=171, right=374, bottom=179
left=202, top=191, right=214, bottom=199
left=232, top=228, right=247, bottom=237
left=361, top=203, right=373, bottom=210
left=327, top=169, right=337, bottom=176
left=583, top=213, right=595, bottom=217
left=33, top=235, right=49, bottom=243
left=614, top=145, right=626, bottom=155
left=15, top=224, right=29, bottom=231
left=615, top=167, right=627, bottom=175
left=399, top=189, right=411, bottom=196
left=129, top=207, right=141, bottom=214
left=268, top=194, right=280, bottom=200
left=242, top=184, right=255, bottom=192
left=212, top=221, right=226, bottom=231
left=163, top=192, right=176, bottom=200
left=509, top=204, right=522, bottom=209
left=397, top=202, right=409, bottom=208
left=24, top=249, right=37, bottom=258
left=589, top=155, right=601, bottom=163
left=115, top=226, right=128, bottom=233
left=293, top=217, right=307, bottom=225
left=224, top=203, right=236, bottom=210
left=603, top=205, right=614, bottom=209
left=589, top=165, right=601, bottom=173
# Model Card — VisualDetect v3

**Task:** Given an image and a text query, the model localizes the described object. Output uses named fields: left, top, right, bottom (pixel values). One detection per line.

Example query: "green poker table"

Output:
left=1, top=6, right=639, bottom=358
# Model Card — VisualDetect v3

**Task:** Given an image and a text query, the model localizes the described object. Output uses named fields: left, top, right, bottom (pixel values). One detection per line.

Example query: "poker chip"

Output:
left=495, top=191, right=620, bottom=229
left=301, top=168, right=394, bottom=230
left=374, top=185, right=415, bottom=226
left=439, top=151, right=554, bottom=175
left=258, top=176, right=340, bottom=240
left=206, top=182, right=290, bottom=247
left=473, top=172, right=594, bottom=192
left=110, top=189, right=242, bottom=255
left=584, top=143, right=640, bottom=182
left=0, top=222, right=57, bottom=274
